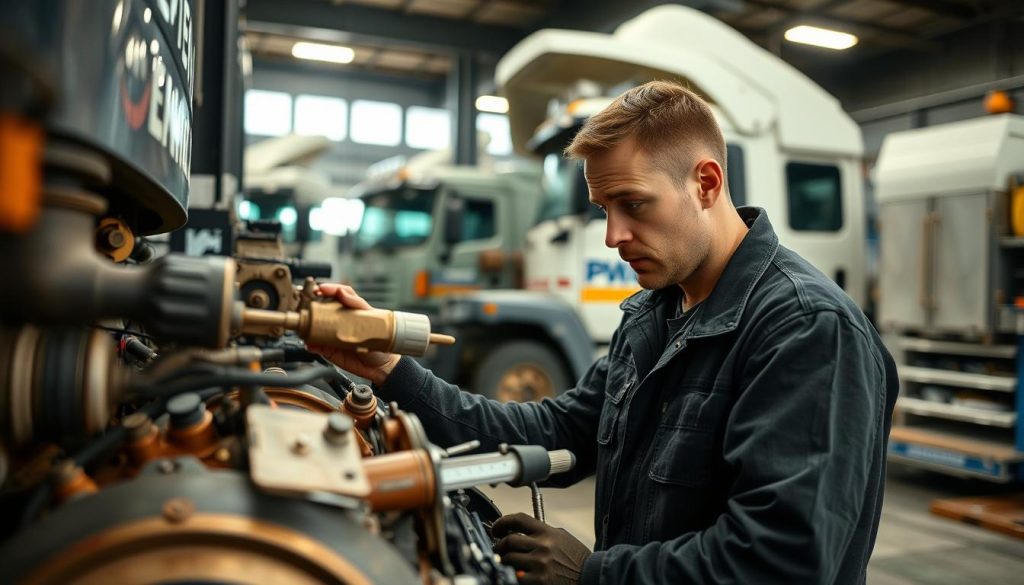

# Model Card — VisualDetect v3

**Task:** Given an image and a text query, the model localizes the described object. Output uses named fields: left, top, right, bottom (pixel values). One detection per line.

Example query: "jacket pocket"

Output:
left=597, top=363, right=635, bottom=445
left=647, top=425, right=715, bottom=487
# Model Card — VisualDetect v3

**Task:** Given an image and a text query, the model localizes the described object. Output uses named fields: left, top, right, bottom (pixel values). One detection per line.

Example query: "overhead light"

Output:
left=784, top=25, right=858, bottom=50
left=475, top=95, right=509, bottom=114
left=291, top=41, right=355, bottom=64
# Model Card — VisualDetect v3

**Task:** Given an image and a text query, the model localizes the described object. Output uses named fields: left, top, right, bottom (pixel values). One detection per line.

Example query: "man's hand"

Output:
left=309, top=284, right=400, bottom=386
left=492, top=513, right=591, bottom=585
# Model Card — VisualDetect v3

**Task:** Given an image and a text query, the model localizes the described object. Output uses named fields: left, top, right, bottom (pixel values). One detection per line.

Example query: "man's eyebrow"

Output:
left=590, top=190, right=635, bottom=205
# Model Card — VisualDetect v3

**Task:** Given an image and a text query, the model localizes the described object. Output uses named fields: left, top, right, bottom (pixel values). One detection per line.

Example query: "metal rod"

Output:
left=530, top=482, right=545, bottom=523
left=430, top=333, right=456, bottom=345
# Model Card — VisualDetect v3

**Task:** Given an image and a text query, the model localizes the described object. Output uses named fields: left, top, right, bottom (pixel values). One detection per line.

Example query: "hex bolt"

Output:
left=323, top=413, right=353, bottom=446
left=350, top=384, right=374, bottom=407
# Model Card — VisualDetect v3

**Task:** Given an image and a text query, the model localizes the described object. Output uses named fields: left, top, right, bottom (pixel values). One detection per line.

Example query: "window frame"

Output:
left=785, top=160, right=844, bottom=233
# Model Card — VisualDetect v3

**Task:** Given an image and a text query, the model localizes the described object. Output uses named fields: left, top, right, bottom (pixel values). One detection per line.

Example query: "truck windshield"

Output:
left=537, top=148, right=597, bottom=223
left=355, top=188, right=436, bottom=251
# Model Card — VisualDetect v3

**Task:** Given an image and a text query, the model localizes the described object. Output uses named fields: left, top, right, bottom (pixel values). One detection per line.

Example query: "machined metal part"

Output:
left=0, top=194, right=237, bottom=347
left=238, top=302, right=455, bottom=357
left=247, top=405, right=370, bottom=498
left=95, top=217, right=135, bottom=263
left=236, top=260, right=299, bottom=316
left=1, top=326, right=125, bottom=448
left=8, top=325, right=40, bottom=446
left=0, top=458, right=419, bottom=585
left=530, top=482, right=545, bottom=523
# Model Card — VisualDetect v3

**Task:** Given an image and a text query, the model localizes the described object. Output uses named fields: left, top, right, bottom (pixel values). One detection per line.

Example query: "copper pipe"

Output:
left=361, top=451, right=435, bottom=512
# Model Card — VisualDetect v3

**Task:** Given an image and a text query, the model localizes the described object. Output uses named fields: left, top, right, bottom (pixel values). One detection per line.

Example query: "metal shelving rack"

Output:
left=887, top=335, right=1024, bottom=482
left=873, top=116, right=1024, bottom=483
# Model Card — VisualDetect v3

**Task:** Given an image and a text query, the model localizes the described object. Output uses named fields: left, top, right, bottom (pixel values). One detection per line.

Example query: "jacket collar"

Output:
left=619, top=207, right=779, bottom=338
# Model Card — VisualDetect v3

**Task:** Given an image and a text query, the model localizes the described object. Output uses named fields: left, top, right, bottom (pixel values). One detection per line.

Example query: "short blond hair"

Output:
left=564, top=80, right=727, bottom=187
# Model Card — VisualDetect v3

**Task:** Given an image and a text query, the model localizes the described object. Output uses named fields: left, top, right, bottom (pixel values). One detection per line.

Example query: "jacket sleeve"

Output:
left=375, top=343, right=612, bottom=485
left=581, top=309, right=887, bottom=583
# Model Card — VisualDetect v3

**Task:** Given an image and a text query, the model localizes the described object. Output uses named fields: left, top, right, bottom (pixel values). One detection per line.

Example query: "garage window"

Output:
left=476, top=113, right=512, bottom=155
left=294, top=95, right=347, bottom=141
left=406, top=106, right=451, bottom=150
left=787, top=162, right=843, bottom=231
left=245, top=90, right=292, bottom=137
left=351, top=100, right=403, bottom=146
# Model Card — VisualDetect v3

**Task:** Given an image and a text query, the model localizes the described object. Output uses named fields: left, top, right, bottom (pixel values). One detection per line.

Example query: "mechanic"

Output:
left=314, top=80, right=898, bottom=585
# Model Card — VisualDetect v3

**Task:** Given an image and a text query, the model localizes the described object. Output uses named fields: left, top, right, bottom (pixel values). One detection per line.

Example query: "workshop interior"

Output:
left=2, top=1, right=1024, bottom=584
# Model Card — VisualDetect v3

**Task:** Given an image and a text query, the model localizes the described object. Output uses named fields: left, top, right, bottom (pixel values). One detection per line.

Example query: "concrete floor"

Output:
left=479, top=463, right=1024, bottom=584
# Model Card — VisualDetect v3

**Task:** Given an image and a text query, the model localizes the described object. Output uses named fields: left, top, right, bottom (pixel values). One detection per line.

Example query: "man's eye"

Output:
left=623, top=201, right=645, bottom=211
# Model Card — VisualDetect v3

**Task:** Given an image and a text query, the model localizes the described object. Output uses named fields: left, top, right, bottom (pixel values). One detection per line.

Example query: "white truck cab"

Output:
left=435, top=4, right=867, bottom=399
left=498, top=4, right=866, bottom=343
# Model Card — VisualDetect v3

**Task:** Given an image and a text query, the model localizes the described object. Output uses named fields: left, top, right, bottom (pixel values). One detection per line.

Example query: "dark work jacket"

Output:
left=378, top=207, right=899, bottom=584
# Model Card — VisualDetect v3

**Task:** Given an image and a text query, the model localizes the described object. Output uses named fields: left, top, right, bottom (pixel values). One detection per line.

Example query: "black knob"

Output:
left=167, top=393, right=205, bottom=428
left=350, top=384, right=374, bottom=407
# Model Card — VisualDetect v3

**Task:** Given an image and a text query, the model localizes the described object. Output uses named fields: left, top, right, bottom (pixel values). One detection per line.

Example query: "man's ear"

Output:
left=694, top=158, right=724, bottom=209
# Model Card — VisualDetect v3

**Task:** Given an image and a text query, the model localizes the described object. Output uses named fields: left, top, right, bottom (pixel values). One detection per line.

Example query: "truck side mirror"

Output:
left=444, top=197, right=465, bottom=246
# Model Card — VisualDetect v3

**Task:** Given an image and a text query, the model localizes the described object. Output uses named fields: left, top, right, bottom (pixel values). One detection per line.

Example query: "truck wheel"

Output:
left=472, top=341, right=570, bottom=402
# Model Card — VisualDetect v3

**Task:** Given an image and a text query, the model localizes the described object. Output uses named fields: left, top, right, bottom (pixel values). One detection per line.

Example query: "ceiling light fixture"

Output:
left=291, top=41, right=355, bottom=64
left=784, top=25, right=858, bottom=50
left=475, top=95, right=509, bottom=114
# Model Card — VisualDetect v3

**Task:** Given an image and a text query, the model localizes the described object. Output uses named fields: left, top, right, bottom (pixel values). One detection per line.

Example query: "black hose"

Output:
left=20, top=400, right=165, bottom=527
left=136, top=366, right=344, bottom=400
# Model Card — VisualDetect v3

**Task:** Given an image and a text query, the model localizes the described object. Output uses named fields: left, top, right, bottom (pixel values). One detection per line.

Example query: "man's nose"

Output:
left=604, top=214, right=631, bottom=248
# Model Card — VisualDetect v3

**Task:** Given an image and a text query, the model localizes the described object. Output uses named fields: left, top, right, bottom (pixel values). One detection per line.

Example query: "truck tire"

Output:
left=472, top=341, right=570, bottom=402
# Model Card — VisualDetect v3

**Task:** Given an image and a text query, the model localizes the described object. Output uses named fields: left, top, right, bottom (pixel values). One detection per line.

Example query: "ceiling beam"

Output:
left=884, top=0, right=982, bottom=20
left=743, top=0, right=939, bottom=51
left=246, top=0, right=527, bottom=55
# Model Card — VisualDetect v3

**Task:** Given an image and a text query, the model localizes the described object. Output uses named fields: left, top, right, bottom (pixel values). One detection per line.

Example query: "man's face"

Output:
left=585, top=139, right=712, bottom=291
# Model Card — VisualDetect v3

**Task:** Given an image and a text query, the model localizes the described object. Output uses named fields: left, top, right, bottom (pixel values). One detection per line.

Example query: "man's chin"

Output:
left=635, top=274, right=671, bottom=290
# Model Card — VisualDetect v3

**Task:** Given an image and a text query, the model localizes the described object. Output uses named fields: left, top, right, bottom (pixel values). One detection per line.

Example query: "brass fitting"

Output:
left=238, top=302, right=455, bottom=357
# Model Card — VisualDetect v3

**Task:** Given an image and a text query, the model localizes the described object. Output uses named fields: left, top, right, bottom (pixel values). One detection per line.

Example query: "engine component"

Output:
left=234, top=222, right=330, bottom=316
left=0, top=326, right=125, bottom=448
left=343, top=384, right=379, bottom=430
left=247, top=405, right=371, bottom=498
left=0, top=4, right=559, bottom=582
left=238, top=301, right=456, bottom=357
left=1, top=170, right=236, bottom=348
left=94, top=217, right=135, bottom=262
left=0, top=458, right=421, bottom=585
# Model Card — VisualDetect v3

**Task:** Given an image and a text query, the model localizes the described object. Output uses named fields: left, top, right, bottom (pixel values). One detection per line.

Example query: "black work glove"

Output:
left=492, top=512, right=592, bottom=585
